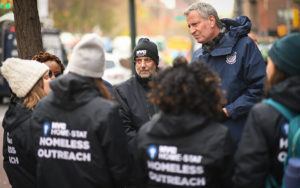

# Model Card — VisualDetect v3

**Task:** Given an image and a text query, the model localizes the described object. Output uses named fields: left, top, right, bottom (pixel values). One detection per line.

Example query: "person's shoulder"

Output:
left=94, top=96, right=118, bottom=109
left=136, top=114, right=160, bottom=145
left=249, top=101, right=281, bottom=121
left=86, top=97, right=120, bottom=120
left=234, top=35, right=263, bottom=60
left=205, top=121, right=231, bottom=139
left=33, top=94, right=53, bottom=113
left=3, top=102, right=32, bottom=131
left=252, top=102, right=275, bottom=112
left=114, top=77, right=135, bottom=90
left=138, top=114, right=159, bottom=135
left=236, top=35, right=256, bottom=47
left=113, top=77, right=136, bottom=97
left=192, top=47, right=204, bottom=59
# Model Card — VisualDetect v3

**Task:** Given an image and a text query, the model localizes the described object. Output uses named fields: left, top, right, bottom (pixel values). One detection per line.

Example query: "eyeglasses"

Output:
left=135, top=57, right=153, bottom=64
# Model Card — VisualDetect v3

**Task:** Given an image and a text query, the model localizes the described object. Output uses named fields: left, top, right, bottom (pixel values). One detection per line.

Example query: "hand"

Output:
left=223, top=108, right=229, bottom=117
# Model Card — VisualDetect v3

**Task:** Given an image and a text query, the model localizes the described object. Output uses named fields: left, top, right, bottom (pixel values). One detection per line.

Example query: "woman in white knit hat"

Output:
left=0, top=57, right=51, bottom=188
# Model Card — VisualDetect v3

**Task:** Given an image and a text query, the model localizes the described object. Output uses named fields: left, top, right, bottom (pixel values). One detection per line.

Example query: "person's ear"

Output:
left=208, top=15, right=216, bottom=28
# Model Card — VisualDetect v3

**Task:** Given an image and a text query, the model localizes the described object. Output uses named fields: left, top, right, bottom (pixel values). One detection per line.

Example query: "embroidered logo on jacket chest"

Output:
left=226, top=51, right=237, bottom=64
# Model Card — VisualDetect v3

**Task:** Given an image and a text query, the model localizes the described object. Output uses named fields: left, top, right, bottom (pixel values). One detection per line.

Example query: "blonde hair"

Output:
left=23, top=78, right=47, bottom=109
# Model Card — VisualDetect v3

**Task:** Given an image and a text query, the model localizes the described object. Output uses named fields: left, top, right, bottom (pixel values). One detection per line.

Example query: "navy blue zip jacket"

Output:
left=192, top=16, right=266, bottom=144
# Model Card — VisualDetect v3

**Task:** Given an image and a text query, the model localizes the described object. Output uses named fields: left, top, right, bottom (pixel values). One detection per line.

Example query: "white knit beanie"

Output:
left=0, top=58, right=49, bottom=98
left=66, top=33, right=105, bottom=78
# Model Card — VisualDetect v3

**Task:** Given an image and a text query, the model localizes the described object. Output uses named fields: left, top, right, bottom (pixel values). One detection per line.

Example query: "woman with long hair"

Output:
left=1, top=58, right=51, bottom=188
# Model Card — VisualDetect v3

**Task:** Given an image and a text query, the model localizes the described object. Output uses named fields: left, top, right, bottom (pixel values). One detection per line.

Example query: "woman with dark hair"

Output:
left=172, top=55, right=188, bottom=64
left=233, top=33, right=300, bottom=188
left=32, top=51, right=65, bottom=78
left=134, top=61, right=234, bottom=188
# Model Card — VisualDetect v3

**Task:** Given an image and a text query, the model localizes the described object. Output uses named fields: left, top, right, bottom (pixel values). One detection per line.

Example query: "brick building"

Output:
left=240, top=0, right=300, bottom=37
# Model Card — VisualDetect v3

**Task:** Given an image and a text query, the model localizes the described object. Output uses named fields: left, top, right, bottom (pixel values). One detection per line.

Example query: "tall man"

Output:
left=185, top=2, right=266, bottom=145
left=113, top=38, right=159, bottom=145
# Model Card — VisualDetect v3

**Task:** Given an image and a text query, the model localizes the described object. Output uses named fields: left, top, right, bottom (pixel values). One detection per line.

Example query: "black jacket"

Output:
left=233, top=76, right=300, bottom=188
left=113, top=76, right=158, bottom=143
left=30, top=73, right=131, bottom=188
left=135, top=112, right=234, bottom=188
left=2, top=98, right=36, bottom=188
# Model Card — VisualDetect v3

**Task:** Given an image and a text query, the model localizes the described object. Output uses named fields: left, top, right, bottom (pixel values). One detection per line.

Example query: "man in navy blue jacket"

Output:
left=185, top=2, right=266, bottom=145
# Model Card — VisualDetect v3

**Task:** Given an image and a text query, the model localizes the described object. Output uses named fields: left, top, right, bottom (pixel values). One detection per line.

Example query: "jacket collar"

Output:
left=146, top=112, right=208, bottom=137
left=49, top=73, right=101, bottom=109
left=199, top=16, right=252, bottom=57
left=2, top=100, right=31, bottom=131
left=269, top=76, right=300, bottom=112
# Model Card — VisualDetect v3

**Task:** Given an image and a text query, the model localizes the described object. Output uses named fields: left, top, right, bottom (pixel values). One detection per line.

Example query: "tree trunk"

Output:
left=13, top=0, right=43, bottom=59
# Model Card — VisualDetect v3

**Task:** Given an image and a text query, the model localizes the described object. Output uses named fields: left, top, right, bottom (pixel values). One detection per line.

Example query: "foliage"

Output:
left=49, top=0, right=128, bottom=36
left=294, top=0, right=300, bottom=4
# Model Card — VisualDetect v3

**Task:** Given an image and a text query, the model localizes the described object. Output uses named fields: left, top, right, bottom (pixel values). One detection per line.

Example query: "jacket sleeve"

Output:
left=233, top=105, right=270, bottom=188
left=225, top=40, right=266, bottom=119
left=98, top=105, right=131, bottom=187
left=113, top=86, right=137, bottom=141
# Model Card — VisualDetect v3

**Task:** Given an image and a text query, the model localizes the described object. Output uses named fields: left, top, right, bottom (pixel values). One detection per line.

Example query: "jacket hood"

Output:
left=208, top=16, right=251, bottom=57
left=48, top=73, right=101, bottom=110
left=221, top=16, right=251, bottom=39
left=2, top=100, right=31, bottom=131
left=269, top=76, right=300, bottom=113
left=145, top=112, right=208, bottom=137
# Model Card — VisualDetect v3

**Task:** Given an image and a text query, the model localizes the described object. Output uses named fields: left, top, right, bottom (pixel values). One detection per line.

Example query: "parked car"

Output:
left=102, top=53, right=131, bottom=86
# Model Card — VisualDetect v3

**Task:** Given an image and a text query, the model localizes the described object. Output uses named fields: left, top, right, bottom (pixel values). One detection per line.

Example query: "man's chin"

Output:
left=139, top=75, right=151, bottom=78
left=194, top=37, right=203, bottom=43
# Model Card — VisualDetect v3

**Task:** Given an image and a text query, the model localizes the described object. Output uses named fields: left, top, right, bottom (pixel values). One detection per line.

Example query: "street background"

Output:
left=0, top=0, right=299, bottom=187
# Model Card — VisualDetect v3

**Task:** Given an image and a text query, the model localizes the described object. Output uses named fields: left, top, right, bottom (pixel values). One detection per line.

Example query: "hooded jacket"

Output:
left=113, top=76, right=158, bottom=144
left=233, top=76, right=300, bottom=188
left=192, top=16, right=266, bottom=145
left=30, top=73, right=131, bottom=188
left=2, top=98, right=36, bottom=188
left=135, top=112, right=234, bottom=188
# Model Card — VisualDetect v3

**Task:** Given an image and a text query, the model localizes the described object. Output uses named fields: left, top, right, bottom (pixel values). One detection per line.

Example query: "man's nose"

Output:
left=141, top=60, right=147, bottom=67
left=189, top=26, right=196, bottom=34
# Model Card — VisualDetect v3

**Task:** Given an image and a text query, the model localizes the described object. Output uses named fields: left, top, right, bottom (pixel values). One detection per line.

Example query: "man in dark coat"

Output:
left=233, top=33, right=300, bottom=188
left=113, top=38, right=159, bottom=145
left=30, top=34, right=131, bottom=188
left=185, top=2, right=266, bottom=145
